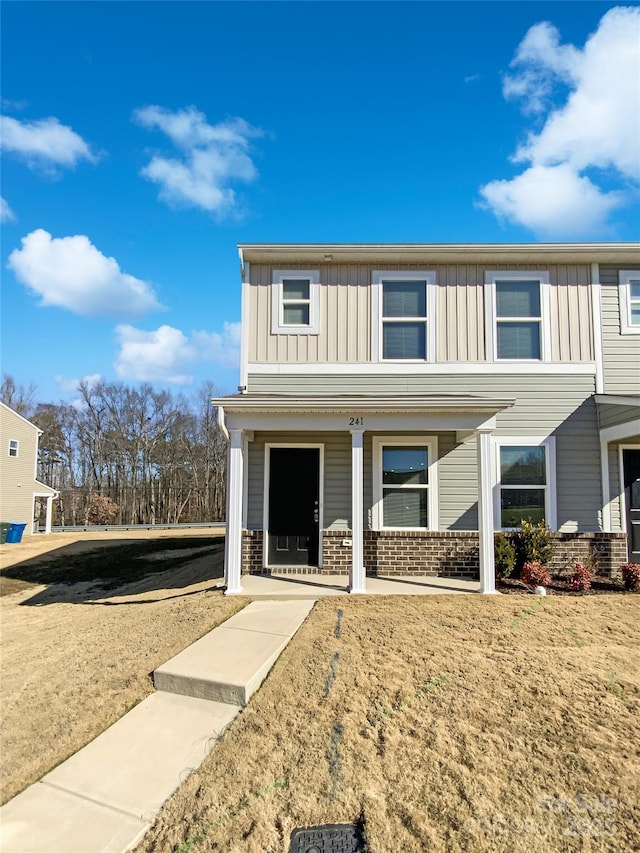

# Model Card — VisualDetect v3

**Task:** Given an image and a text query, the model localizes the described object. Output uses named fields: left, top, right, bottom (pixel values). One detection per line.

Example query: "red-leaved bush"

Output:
left=620, top=563, right=640, bottom=592
left=521, top=561, right=551, bottom=587
left=569, top=562, right=592, bottom=591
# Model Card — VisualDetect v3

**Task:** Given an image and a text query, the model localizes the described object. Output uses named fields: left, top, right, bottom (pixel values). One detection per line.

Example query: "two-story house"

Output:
left=214, top=243, right=640, bottom=595
left=0, top=402, right=58, bottom=536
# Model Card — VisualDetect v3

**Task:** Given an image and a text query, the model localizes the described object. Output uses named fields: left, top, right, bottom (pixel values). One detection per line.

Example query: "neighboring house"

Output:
left=214, top=244, right=640, bottom=595
left=0, top=402, right=58, bottom=535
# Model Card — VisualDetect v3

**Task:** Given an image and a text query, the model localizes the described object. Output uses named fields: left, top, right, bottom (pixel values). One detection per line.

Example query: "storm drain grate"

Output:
left=289, top=823, right=365, bottom=853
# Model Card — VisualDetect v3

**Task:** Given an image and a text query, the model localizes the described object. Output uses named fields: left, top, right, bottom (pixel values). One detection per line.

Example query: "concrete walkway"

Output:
left=0, top=599, right=315, bottom=853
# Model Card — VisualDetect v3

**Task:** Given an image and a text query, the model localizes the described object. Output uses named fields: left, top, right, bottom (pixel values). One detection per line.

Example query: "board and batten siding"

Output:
left=244, top=374, right=600, bottom=534
left=599, top=265, right=640, bottom=395
left=247, top=263, right=594, bottom=365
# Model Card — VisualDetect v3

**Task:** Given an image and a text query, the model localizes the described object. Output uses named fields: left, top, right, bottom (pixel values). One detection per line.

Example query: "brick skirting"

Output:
left=241, top=529, right=628, bottom=578
left=550, top=532, right=628, bottom=576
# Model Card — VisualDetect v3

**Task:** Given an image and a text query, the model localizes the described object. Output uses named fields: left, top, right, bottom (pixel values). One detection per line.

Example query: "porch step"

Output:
left=153, top=599, right=315, bottom=706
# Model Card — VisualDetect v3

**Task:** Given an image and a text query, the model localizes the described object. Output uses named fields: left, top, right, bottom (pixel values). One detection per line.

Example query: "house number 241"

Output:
left=349, top=417, right=364, bottom=426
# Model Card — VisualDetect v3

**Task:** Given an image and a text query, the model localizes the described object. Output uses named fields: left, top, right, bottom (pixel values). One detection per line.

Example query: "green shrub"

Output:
left=494, top=532, right=516, bottom=578
left=512, top=519, right=556, bottom=577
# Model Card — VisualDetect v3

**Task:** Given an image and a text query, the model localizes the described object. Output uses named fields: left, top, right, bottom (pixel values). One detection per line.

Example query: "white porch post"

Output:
left=44, top=496, right=54, bottom=534
left=224, top=428, right=245, bottom=595
left=349, top=429, right=366, bottom=594
left=477, top=429, right=497, bottom=594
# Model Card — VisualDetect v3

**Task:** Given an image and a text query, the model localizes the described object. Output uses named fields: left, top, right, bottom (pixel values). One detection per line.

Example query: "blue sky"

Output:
left=2, top=1, right=639, bottom=402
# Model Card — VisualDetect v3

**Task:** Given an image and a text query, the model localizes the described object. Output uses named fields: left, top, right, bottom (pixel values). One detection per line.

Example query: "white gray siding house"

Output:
left=215, top=244, right=640, bottom=595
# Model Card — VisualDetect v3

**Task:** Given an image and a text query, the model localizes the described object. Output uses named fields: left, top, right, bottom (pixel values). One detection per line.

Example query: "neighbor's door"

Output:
left=622, top=449, right=640, bottom=562
left=268, top=447, right=320, bottom=566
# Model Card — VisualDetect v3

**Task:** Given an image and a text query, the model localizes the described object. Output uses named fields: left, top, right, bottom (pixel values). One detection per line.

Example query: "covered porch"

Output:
left=214, top=394, right=514, bottom=596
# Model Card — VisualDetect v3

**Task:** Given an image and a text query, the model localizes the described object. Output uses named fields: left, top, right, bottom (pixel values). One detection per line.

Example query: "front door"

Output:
left=622, top=449, right=640, bottom=562
left=268, top=447, right=320, bottom=566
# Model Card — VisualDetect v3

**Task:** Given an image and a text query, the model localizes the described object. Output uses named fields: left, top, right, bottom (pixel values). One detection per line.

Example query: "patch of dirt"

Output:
left=0, top=548, right=247, bottom=805
left=135, top=595, right=640, bottom=853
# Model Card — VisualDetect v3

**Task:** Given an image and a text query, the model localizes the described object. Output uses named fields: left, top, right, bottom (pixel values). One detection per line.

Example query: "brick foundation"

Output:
left=242, top=529, right=628, bottom=578
left=550, top=532, right=628, bottom=576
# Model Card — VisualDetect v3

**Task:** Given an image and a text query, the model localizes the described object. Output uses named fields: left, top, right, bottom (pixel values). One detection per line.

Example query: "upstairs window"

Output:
left=8, top=439, right=19, bottom=457
left=619, top=270, right=640, bottom=335
left=271, top=270, right=320, bottom=335
left=485, top=272, right=550, bottom=361
left=373, top=271, right=436, bottom=361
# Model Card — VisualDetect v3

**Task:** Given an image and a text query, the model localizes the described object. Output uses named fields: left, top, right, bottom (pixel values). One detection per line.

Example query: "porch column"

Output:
left=224, top=428, right=245, bottom=595
left=349, top=429, right=366, bottom=594
left=477, top=429, right=497, bottom=594
left=44, top=495, right=54, bottom=534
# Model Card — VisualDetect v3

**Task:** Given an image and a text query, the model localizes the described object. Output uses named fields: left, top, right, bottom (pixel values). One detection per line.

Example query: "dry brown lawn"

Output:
left=135, top=595, right=640, bottom=853
left=0, top=542, right=247, bottom=805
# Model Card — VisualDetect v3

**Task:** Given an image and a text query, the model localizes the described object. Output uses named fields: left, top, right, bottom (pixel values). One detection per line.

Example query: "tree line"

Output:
left=1, top=375, right=228, bottom=527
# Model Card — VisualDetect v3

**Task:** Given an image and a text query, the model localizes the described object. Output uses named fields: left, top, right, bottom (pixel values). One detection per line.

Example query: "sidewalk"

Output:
left=0, top=599, right=315, bottom=853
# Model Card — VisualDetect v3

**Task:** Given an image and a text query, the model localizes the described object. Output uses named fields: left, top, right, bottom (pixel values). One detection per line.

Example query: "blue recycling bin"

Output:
left=5, top=523, right=27, bottom=544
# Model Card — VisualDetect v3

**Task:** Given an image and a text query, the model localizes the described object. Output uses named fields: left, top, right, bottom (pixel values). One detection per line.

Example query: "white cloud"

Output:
left=7, top=229, right=162, bottom=320
left=133, top=105, right=262, bottom=213
left=55, top=373, right=102, bottom=395
left=480, top=164, right=624, bottom=238
left=0, top=115, right=97, bottom=172
left=480, top=7, right=640, bottom=237
left=114, top=321, right=240, bottom=385
left=1, top=197, right=15, bottom=222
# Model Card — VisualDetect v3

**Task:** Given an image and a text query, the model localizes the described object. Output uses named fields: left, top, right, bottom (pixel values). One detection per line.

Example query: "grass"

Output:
left=0, top=539, right=245, bottom=805
left=0, top=536, right=224, bottom=590
left=133, top=595, right=640, bottom=853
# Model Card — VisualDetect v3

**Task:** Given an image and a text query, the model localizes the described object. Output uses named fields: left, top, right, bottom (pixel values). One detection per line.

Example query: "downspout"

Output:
left=216, top=404, right=229, bottom=442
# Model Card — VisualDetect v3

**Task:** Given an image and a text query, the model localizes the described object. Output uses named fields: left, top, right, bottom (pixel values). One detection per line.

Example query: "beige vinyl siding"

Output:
left=0, top=406, right=52, bottom=533
left=247, top=262, right=594, bottom=365
left=244, top=374, right=600, bottom=533
left=600, top=263, right=640, bottom=394
left=600, top=265, right=640, bottom=395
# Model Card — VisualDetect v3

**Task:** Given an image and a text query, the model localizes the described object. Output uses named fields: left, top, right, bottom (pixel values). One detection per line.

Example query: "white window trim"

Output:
left=485, top=271, right=551, bottom=362
left=491, top=435, right=557, bottom=531
left=619, top=270, right=640, bottom=335
left=271, top=269, right=320, bottom=335
left=262, top=443, right=324, bottom=568
left=372, top=435, right=439, bottom=531
left=8, top=439, right=19, bottom=458
left=372, top=270, right=436, bottom=363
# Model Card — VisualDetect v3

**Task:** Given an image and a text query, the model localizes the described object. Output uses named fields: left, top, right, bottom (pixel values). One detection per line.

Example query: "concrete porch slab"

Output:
left=42, top=691, right=240, bottom=822
left=154, top=599, right=314, bottom=705
left=235, top=573, right=480, bottom=598
left=0, top=783, right=148, bottom=853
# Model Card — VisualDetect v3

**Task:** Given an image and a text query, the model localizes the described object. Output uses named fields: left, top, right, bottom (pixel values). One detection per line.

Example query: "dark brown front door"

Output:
left=622, top=449, right=640, bottom=563
left=268, top=448, right=320, bottom=566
